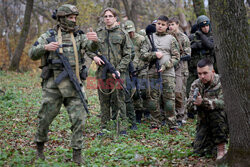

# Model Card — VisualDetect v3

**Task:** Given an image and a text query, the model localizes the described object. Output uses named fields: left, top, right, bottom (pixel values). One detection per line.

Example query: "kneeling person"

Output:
left=187, top=58, right=228, bottom=160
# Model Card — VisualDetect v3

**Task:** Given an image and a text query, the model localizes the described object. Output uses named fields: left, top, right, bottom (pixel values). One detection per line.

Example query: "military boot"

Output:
left=36, top=142, right=45, bottom=160
left=216, top=143, right=227, bottom=160
left=73, top=149, right=82, bottom=164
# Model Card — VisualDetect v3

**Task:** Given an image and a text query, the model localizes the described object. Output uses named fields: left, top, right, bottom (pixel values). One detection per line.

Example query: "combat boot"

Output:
left=73, top=149, right=82, bottom=164
left=216, top=143, right=227, bottom=160
left=36, top=142, right=45, bottom=160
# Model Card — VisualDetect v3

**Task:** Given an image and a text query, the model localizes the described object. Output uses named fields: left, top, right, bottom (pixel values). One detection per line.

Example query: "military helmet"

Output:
left=56, top=4, right=79, bottom=18
left=196, top=15, right=210, bottom=27
left=124, top=20, right=135, bottom=33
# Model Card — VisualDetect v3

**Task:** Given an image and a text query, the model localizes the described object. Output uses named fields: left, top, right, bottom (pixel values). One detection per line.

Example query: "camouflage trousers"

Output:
left=97, top=77, right=128, bottom=131
left=145, top=75, right=178, bottom=128
left=125, top=88, right=136, bottom=125
left=35, top=75, right=87, bottom=149
left=193, top=109, right=229, bottom=155
left=175, top=66, right=189, bottom=122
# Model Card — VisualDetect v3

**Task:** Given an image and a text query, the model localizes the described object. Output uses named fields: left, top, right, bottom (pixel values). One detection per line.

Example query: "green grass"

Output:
left=0, top=71, right=215, bottom=166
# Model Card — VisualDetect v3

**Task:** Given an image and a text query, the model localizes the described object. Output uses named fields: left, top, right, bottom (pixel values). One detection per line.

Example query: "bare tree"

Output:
left=176, top=0, right=190, bottom=35
left=192, top=0, right=206, bottom=17
left=209, top=0, right=250, bottom=166
left=9, top=0, right=34, bottom=71
left=1, top=0, right=13, bottom=60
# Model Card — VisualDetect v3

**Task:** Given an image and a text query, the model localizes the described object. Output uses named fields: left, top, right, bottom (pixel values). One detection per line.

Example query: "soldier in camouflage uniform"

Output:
left=124, top=20, right=151, bottom=125
left=168, top=17, right=191, bottom=125
left=187, top=15, right=215, bottom=96
left=28, top=4, right=99, bottom=164
left=89, top=8, right=132, bottom=134
left=142, top=15, right=180, bottom=129
left=187, top=58, right=228, bottom=160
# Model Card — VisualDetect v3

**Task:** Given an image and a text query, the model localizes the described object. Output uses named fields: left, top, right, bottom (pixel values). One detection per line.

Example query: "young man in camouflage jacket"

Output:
left=90, top=8, right=132, bottom=134
left=168, top=17, right=191, bottom=126
left=143, top=15, right=180, bottom=129
left=187, top=58, right=228, bottom=160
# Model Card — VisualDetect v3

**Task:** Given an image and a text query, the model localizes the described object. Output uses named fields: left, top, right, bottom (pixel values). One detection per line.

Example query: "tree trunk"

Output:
left=2, top=0, right=13, bottom=60
left=121, top=0, right=139, bottom=29
left=209, top=0, right=250, bottom=166
left=9, top=0, right=34, bottom=71
left=176, top=0, right=190, bottom=35
left=192, top=0, right=206, bottom=17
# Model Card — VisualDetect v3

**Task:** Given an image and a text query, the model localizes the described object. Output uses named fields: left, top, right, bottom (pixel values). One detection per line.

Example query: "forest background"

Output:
left=0, top=0, right=216, bottom=71
left=0, top=0, right=249, bottom=166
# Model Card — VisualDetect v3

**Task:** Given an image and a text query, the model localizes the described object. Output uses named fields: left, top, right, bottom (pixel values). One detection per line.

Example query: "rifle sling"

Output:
left=70, top=32, right=81, bottom=82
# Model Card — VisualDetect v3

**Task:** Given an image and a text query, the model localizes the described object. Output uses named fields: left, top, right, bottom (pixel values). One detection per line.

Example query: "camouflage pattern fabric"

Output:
left=97, top=74, right=129, bottom=131
left=187, top=74, right=229, bottom=155
left=88, top=25, right=132, bottom=131
left=187, top=31, right=215, bottom=96
left=174, top=31, right=191, bottom=122
left=129, top=33, right=151, bottom=111
left=29, top=27, right=99, bottom=149
left=144, top=32, right=180, bottom=128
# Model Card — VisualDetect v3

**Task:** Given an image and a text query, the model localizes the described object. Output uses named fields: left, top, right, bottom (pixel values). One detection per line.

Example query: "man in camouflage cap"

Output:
left=187, top=15, right=215, bottom=96
left=187, top=58, right=228, bottom=160
left=89, top=8, right=132, bottom=135
left=124, top=20, right=151, bottom=125
left=29, top=4, right=99, bottom=164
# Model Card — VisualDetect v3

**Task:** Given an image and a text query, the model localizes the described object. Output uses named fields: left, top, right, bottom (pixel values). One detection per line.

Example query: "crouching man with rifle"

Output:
left=186, top=58, right=228, bottom=160
left=28, top=4, right=100, bottom=164
left=88, top=8, right=132, bottom=135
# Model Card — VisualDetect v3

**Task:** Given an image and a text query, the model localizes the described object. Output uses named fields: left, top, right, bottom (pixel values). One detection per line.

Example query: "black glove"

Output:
left=180, top=54, right=191, bottom=61
left=187, top=112, right=195, bottom=119
left=80, top=65, right=88, bottom=80
left=191, top=42, right=202, bottom=49
left=195, top=30, right=203, bottom=36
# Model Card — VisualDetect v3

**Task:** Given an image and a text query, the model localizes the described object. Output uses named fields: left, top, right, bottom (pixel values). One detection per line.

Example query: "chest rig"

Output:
left=47, top=28, right=84, bottom=82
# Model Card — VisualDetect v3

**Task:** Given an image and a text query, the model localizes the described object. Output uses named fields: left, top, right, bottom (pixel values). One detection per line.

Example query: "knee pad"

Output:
left=164, top=100, right=175, bottom=116
left=146, top=99, right=158, bottom=111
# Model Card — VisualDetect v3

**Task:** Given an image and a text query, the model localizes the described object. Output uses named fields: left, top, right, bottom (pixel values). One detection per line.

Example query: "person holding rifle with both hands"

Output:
left=187, top=58, right=229, bottom=160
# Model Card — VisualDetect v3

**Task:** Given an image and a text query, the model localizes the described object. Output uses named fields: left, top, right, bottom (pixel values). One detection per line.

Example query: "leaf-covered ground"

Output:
left=0, top=71, right=216, bottom=166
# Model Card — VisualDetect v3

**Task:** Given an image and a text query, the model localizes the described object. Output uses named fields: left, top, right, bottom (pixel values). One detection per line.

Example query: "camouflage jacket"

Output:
left=189, top=31, right=215, bottom=73
left=174, top=31, right=191, bottom=74
left=145, top=32, right=180, bottom=78
left=88, top=25, right=132, bottom=75
left=28, top=27, right=99, bottom=70
left=130, top=32, right=151, bottom=76
left=187, top=74, right=224, bottom=115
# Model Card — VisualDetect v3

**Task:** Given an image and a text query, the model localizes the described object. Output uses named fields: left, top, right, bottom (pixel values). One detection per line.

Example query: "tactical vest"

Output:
left=46, top=29, right=84, bottom=70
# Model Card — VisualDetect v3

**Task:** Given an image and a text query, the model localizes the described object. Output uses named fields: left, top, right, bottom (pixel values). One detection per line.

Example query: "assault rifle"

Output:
left=99, top=54, right=130, bottom=95
left=193, top=87, right=199, bottom=110
left=128, top=61, right=141, bottom=99
left=145, top=24, right=162, bottom=91
left=46, top=37, right=89, bottom=114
